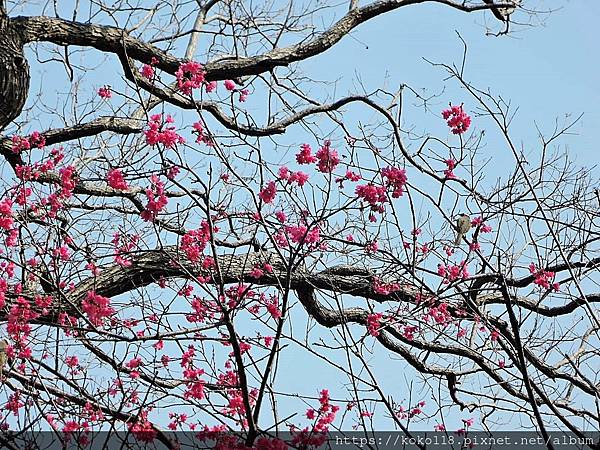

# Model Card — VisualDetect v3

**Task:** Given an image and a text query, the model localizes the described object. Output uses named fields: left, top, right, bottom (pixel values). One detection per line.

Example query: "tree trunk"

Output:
left=0, top=7, right=30, bottom=132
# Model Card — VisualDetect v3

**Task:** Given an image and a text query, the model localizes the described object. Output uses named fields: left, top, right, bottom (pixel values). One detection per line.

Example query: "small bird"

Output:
left=0, top=339, right=8, bottom=380
left=455, top=213, right=472, bottom=245
left=483, top=0, right=521, bottom=22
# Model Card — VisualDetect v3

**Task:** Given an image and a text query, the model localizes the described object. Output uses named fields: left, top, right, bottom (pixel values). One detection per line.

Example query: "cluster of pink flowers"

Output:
left=144, top=114, right=184, bottom=148
left=442, top=104, right=472, bottom=135
left=456, top=418, right=475, bottom=436
left=365, top=240, right=378, bottom=254
left=305, top=389, right=340, bottom=433
left=14, top=185, right=32, bottom=206
left=38, top=163, right=77, bottom=219
left=6, top=391, right=24, bottom=416
left=15, top=146, right=64, bottom=183
left=259, top=181, right=277, bottom=204
left=179, top=284, right=194, bottom=298
left=140, top=57, right=159, bottom=80
left=126, top=356, right=143, bottom=378
left=402, top=325, right=419, bottom=341
left=167, top=413, right=188, bottom=431
left=140, top=175, right=168, bottom=222
left=355, top=183, right=387, bottom=213
left=367, top=312, right=384, bottom=337
left=286, top=224, right=320, bottom=246
left=181, top=221, right=213, bottom=263
left=53, top=245, right=71, bottom=261
left=443, top=158, right=457, bottom=179
left=59, top=165, right=77, bottom=194
left=425, top=302, right=453, bottom=326
left=175, top=61, right=206, bottom=95
left=191, top=121, right=212, bottom=146
left=296, top=143, right=317, bottom=164
left=354, top=167, right=407, bottom=220
left=8, top=296, right=39, bottom=341
left=315, top=140, right=340, bottom=173
left=11, top=131, right=45, bottom=154
left=336, top=170, right=361, bottom=186
left=249, top=263, right=274, bottom=279
left=65, top=355, right=79, bottom=368
left=112, top=232, right=139, bottom=267
left=0, top=198, right=14, bottom=231
left=97, top=86, right=112, bottom=99
left=278, top=166, right=309, bottom=187
left=371, top=277, right=401, bottom=295
left=274, top=210, right=287, bottom=223
left=106, top=168, right=129, bottom=190
left=263, top=294, right=281, bottom=319
left=470, top=216, right=492, bottom=233
left=183, top=368, right=206, bottom=400
left=437, top=261, right=470, bottom=283
left=141, top=64, right=155, bottom=79
left=529, top=263, right=560, bottom=291
left=223, top=283, right=254, bottom=309
left=397, top=401, right=426, bottom=420
left=381, top=166, right=408, bottom=198
left=128, top=409, right=157, bottom=443
left=166, top=165, right=180, bottom=180
left=224, top=80, right=236, bottom=91
left=82, top=291, right=114, bottom=327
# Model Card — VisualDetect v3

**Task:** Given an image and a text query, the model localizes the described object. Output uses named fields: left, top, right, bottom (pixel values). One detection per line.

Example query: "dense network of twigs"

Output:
left=0, top=1, right=598, bottom=449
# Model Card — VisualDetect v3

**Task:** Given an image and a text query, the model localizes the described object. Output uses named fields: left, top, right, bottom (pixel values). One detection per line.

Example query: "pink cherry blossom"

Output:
left=82, top=291, right=114, bottom=327
left=259, top=181, right=277, bottom=204
left=296, top=143, right=317, bottom=164
left=442, top=104, right=472, bottom=135
left=224, top=79, right=236, bottom=91
left=176, top=61, right=206, bottom=95
left=106, top=168, right=129, bottom=190
left=97, top=86, right=112, bottom=99
left=144, top=114, right=185, bottom=148
left=367, top=313, right=384, bottom=337
left=315, top=140, right=340, bottom=173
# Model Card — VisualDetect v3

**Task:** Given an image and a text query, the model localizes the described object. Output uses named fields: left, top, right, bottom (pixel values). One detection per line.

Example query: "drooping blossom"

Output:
left=259, top=181, right=277, bottom=204
left=98, top=86, right=112, bottom=99
left=11, top=131, right=46, bottom=153
left=175, top=61, right=206, bottom=95
left=443, top=158, right=457, bottom=179
left=442, top=104, right=471, bottom=135
left=296, top=143, right=317, bottom=164
left=106, top=168, right=129, bottom=190
left=144, top=114, right=185, bottom=148
left=181, top=221, right=213, bottom=263
left=367, top=313, right=384, bottom=337
left=529, top=263, right=560, bottom=291
left=140, top=175, right=168, bottom=222
left=82, top=291, right=114, bottom=327
left=381, top=166, right=407, bottom=198
left=315, top=140, right=340, bottom=173
left=224, top=80, right=236, bottom=91
left=0, top=198, right=14, bottom=230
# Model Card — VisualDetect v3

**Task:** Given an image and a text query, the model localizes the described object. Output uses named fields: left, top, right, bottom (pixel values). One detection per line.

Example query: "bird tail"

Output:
left=454, top=232, right=463, bottom=245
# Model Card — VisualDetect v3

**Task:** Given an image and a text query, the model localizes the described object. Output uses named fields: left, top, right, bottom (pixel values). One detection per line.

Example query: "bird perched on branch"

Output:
left=455, top=213, right=472, bottom=245
left=483, top=0, right=521, bottom=22
left=0, top=339, right=8, bottom=380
